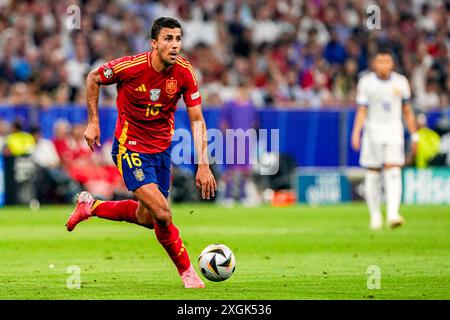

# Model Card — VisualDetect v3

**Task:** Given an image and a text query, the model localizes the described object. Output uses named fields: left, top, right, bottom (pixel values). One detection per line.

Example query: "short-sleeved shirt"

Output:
left=97, top=51, right=202, bottom=154
left=356, top=71, right=411, bottom=143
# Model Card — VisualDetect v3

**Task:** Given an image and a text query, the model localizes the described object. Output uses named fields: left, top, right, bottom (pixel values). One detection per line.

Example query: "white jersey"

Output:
left=356, top=71, right=411, bottom=143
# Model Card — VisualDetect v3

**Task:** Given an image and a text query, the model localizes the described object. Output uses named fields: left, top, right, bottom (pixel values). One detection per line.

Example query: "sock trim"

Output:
left=91, top=200, right=103, bottom=213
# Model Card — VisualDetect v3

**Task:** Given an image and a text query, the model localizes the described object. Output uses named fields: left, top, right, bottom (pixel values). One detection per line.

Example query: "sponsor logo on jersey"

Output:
left=133, top=168, right=145, bottom=181
left=191, top=91, right=200, bottom=100
left=103, top=67, right=113, bottom=79
left=150, top=89, right=161, bottom=101
left=135, top=84, right=147, bottom=92
left=128, top=141, right=137, bottom=146
left=166, top=79, right=177, bottom=95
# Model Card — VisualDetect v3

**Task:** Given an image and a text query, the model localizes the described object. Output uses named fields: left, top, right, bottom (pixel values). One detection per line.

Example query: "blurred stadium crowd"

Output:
left=0, top=0, right=449, bottom=205
left=0, top=0, right=449, bottom=110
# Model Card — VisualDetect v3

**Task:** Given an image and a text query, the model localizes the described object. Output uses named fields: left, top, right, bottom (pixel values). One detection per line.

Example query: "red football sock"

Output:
left=154, top=222, right=191, bottom=274
left=92, top=200, right=141, bottom=225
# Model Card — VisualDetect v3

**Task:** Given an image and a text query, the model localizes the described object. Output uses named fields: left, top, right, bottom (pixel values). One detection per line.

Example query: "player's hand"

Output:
left=351, top=133, right=361, bottom=151
left=196, top=165, right=217, bottom=200
left=410, top=141, right=418, bottom=156
left=406, top=141, right=418, bottom=165
left=84, top=122, right=101, bottom=151
left=405, top=152, right=414, bottom=166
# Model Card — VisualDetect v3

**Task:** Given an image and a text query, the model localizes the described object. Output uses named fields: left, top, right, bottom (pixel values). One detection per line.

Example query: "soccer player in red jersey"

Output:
left=66, top=17, right=217, bottom=288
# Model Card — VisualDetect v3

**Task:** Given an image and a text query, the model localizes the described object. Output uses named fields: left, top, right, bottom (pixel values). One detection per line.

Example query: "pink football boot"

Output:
left=66, top=191, right=95, bottom=232
left=180, top=264, right=205, bottom=288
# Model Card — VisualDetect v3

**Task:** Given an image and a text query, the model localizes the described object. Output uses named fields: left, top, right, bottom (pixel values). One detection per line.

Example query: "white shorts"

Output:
left=360, top=136, right=405, bottom=168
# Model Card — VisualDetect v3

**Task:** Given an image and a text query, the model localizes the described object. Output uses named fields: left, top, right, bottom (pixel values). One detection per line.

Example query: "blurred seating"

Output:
left=0, top=0, right=447, bottom=110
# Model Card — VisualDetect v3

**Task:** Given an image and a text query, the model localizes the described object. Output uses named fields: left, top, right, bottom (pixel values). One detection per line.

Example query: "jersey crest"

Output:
left=133, top=168, right=145, bottom=181
left=166, top=79, right=177, bottom=95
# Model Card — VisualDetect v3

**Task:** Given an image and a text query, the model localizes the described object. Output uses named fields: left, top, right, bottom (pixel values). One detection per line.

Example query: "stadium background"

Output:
left=0, top=0, right=449, bottom=301
left=0, top=0, right=449, bottom=206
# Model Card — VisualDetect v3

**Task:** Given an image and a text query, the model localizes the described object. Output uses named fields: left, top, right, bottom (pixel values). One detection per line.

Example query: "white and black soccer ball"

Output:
left=198, top=244, right=236, bottom=282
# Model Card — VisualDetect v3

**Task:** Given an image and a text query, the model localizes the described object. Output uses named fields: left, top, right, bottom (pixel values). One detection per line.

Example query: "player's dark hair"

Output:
left=369, top=46, right=397, bottom=63
left=12, top=117, right=24, bottom=131
left=376, top=47, right=394, bottom=57
left=29, top=125, right=41, bottom=135
left=151, top=17, right=182, bottom=40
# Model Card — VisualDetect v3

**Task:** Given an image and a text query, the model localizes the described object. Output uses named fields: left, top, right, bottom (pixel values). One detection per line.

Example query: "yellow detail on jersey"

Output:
left=169, top=119, right=174, bottom=135
left=113, top=55, right=146, bottom=71
left=113, top=58, right=146, bottom=74
left=146, top=103, right=162, bottom=117
left=176, top=58, right=194, bottom=71
left=176, top=57, right=191, bottom=66
left=114, top=60, right=147, bottom=74
left=134, top=84, right=147, bottom=92
left=176, top=59, right=197, bottom=86
left=117, top=121, right=129, bottom=176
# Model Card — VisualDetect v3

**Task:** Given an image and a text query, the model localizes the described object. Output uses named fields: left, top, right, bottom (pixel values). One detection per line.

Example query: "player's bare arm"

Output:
left=187, top=105, right=217, bottom=200
left=351, top=105, right=367, bottom=151
left=84, top=69, right=103, bottom=151
left=403, top=103, right=419, bottom=164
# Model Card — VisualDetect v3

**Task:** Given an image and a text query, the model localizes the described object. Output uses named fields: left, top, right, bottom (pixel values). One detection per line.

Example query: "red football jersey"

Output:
left=97, top=51, right=202, bottom=154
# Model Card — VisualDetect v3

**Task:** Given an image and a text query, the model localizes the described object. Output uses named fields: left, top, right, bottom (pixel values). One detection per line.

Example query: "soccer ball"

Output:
left=198, top=244, right=236, bottom=282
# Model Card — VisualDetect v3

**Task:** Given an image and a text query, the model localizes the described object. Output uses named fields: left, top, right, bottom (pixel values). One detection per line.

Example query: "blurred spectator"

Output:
left=277, top=69, right=307, bottom=108
left=415, top=78, right=442, bottom=111
left=440, top=131, right=450, bottom=166
left=0, top=119, right=11, bottom=150
left=30, top=126, right=81, bottom=203
left=0, top=0, right=447, bottom=109
left=52, top=119, right=74, bottom=167
left=323, top=30, right=347, bottom=66
left=410, top=113, right=441, bottom=168
left=332, top=59, right=358, bottom=104
left=0, top=0, right=447, bottom=206
left=411, top=42, right=433, bottom=102
left=3, top=118, right=35, bottom=157
left=65, top=43, right=90, bottom=102
left=432, top=115, right=450, bottom=166
left=31, top=126, right=60, bottom=168
left=65, top=123, right=125, bottom=199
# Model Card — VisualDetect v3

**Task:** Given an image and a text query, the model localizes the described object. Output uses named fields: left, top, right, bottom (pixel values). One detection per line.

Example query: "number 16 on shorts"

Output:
left=122, top=153, right=145, bottom=181
left=123, top=152, right=142, bottom=168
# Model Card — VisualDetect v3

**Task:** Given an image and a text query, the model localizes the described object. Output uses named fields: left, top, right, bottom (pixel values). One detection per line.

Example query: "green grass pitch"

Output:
left=0, top=203, right=449, bottom=300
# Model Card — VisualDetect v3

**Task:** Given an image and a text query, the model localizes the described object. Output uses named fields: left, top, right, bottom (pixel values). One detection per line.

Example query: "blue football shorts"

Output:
left=111, top=138, right=172, bottom=198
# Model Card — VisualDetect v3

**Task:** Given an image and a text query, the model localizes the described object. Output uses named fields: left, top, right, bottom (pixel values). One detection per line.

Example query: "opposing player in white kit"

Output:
left=351, top=49, right=418, bottom=230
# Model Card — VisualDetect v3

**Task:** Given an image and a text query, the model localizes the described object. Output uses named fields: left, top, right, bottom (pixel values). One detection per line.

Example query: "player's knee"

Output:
left=153, top=206, right=172, bottom=226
